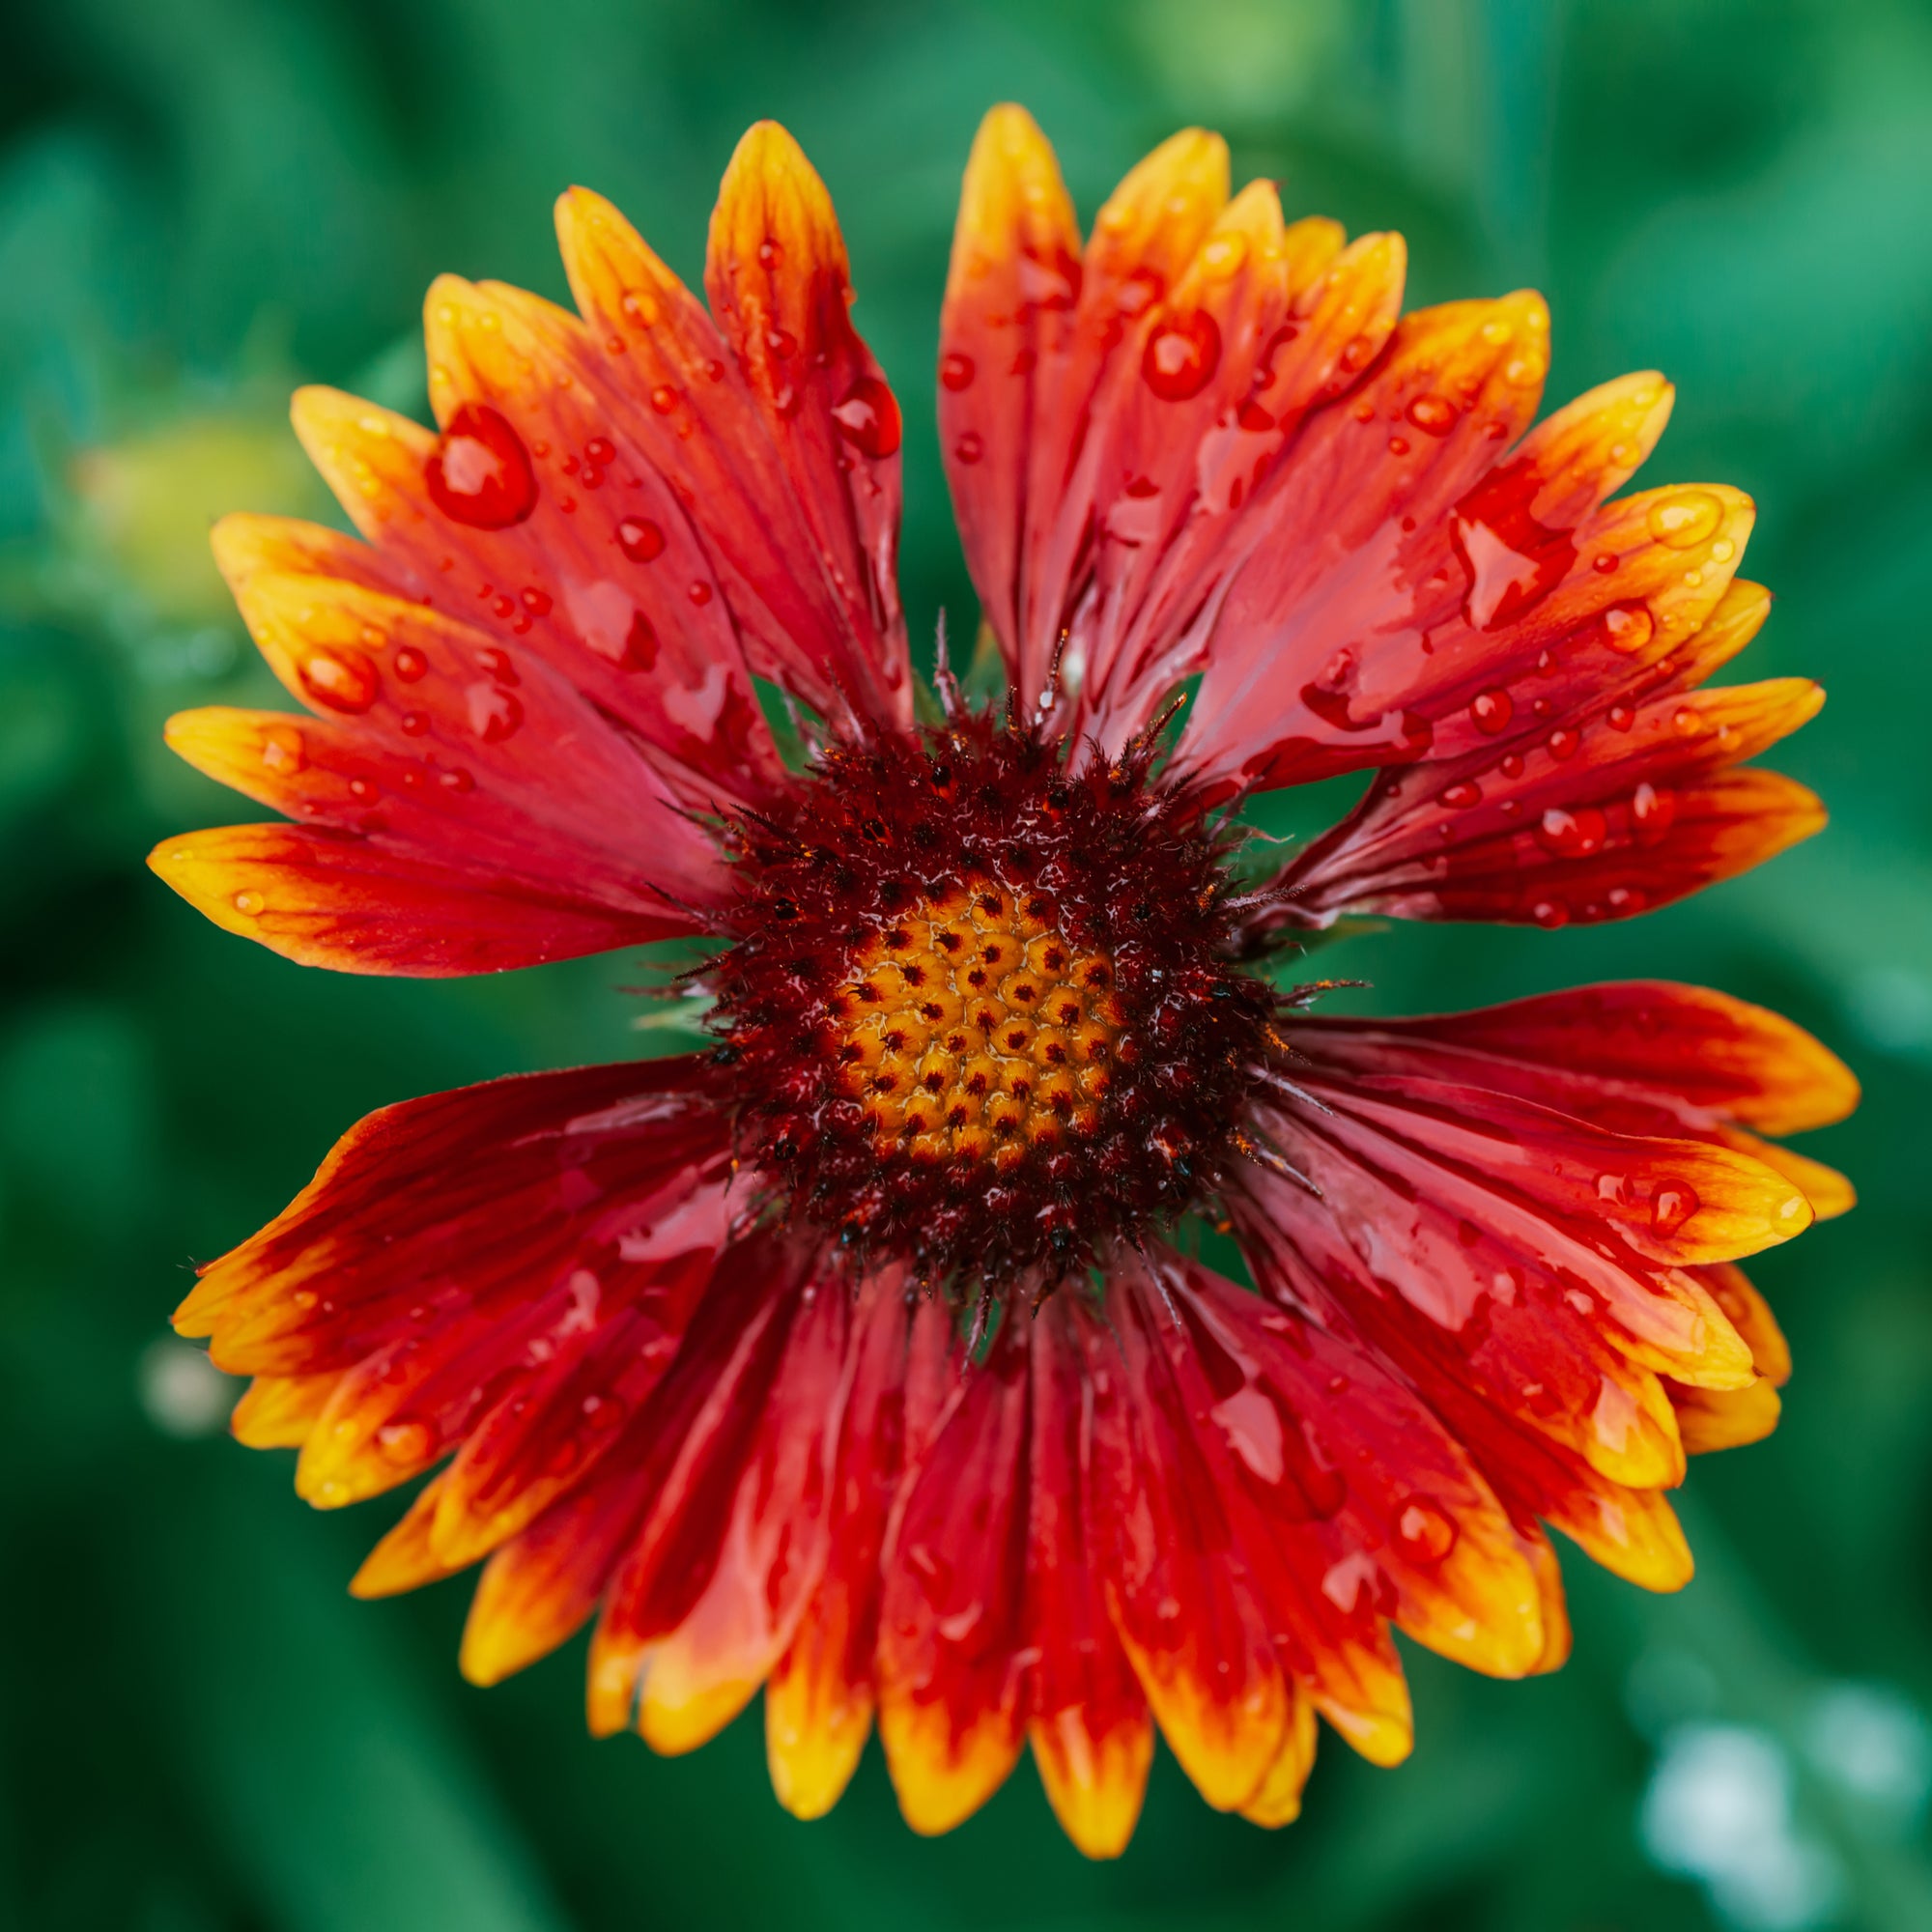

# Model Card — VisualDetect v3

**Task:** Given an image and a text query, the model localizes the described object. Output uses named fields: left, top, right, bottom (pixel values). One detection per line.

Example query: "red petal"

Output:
left=284, top=388, right=787, bottom=810
left=1177, top=347, right=1763, bottom=798
left=1025, top=1299, right=1153, bottom=1857
left=703, top=124, right=910, bottom=727
left=876, top=1320, right=1031, bottom=1835
left=1073, top=223, right=1406, bottom=751
left=1179, top=293, right=1557, bottom=788
left=1235, top=1189, right=1696, bottom=1593
left=148, top=821, right=690, bottom=977
left=1075, top=1288, right=1292, bottom=1810
left=1285, top=670, right=1823, bottom=928
left=584, top=1236, right=810, bottom=1733
left=940, top=111, right=1231, bottom=714
left=177, top=1059, right=728, bottom=1373
left=765, top=1276, right=926, bottom=1819
left=555, top=185, right=906, bottom=732
left=1310, top=981, right=1858, bottom=1136
left=1150, top=1252, right=1547, bottom=1683
left=638, top=1272, right=854, bottom=1755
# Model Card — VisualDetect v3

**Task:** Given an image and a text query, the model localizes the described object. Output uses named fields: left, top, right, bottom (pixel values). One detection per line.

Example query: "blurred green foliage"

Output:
left=1, top=0, right=1929, bottom=1927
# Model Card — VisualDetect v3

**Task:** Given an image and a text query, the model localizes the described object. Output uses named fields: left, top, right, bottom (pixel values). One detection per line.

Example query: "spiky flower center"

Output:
left=833, top=883, right=1122, bottom=1168
left=707, top=714, right=1278, bottom=1289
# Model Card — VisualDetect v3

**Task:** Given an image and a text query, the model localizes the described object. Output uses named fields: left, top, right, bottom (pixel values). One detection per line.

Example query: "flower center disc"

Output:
left=833, top=883, right=1121, bottom=1169
left=707, top=716, right=1279, bottom=1289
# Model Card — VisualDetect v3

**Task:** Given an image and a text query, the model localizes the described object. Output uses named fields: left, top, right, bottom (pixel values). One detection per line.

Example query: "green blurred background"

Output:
left=2, top=0, right=1929, bottom=1926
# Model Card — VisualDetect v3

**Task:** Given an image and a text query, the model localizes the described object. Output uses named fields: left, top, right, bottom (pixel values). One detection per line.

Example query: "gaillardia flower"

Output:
left=155, top=110, right=1857, bottom=1855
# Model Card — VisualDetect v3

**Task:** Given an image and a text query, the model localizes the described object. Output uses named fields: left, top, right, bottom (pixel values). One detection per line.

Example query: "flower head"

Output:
left=155, top=109, right=1856, bottom=1856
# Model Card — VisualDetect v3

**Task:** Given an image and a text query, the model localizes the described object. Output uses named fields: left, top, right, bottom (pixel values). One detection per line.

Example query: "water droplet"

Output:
left=764, top=326, right=798, bottom=359
left=1646, top=489, right=1723, bottom=550
left=424, top=403, right=538, bottom=528
left=1142, top=311, right=1222, bottom=402
left=616, top=517, right=665, bottom=563
left=1470, top=688, right=1514, bottom=734
left=1538, top=805, right=1607, bottom=858
left=1592, top=552, right=1621, bottom=575
left=1387, top=434, right=1410, bottom=455
left=231, top=890, right=264, bottom=915
left=399, top=710, right=428, bottom=736
left=1236, top=398, right=1273, bottom=432
left=831, top=374, right=903, bottom=459
left=466, top=682, right=523, bottom=742
left=298, top=648, right=380, bottom=714
left=1601, top=602, right=1655, bottom=654
left=1606, top=702, right=1634, bottom=731
left=1672, top=705, right=1705, bottom=736
left=757, top=236, right=782, bottom=269
left=1530, top=897, right=1570, bottom=928
left=440, top=766, right=474, bottom=793
left=520, top=586, right=552, bottom=616
left=260, top=724, right=306, bottom=773
left=1394, top=1499, right=1459, bottom=1564
left=1631, top=780, right=1676, bottom=842
left=1339, top=332, right=1378, bottom=372
left=688, top=581, right=713, bottom=606
left=1547, top=726, right=1580, bottom=760
left=1406, top=393, right=1457, bottom=436
left=1199, top=232, right=1248, bottom=278
left=393, top=646, right=428, bottom=682
left=583, top=436, right=615, bottom=467
left=376, top=1418, right=436, bottom=1464
left=1437, top=780, right=1482, bottom=809
left=1650, top=1181, right=1701, bottom=1236
left=650, top=384, right=679, bottom=414
left=940, top=351, right=975, bottom=392
left=953, top=432, right=984, bottom=465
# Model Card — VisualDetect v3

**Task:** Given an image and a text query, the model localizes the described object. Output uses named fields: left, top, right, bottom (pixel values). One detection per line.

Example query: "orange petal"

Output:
left=1670, top=1377, right=1782, bottom=1455
left=876, top=1332, right=1030, bottom=1835
left=1238, top=1690, right=1319, bottom=1828
left=1025, top=1301, right=1152, bottom=1858
left=1695, top=1263, right=1791, bottom=1385
left=229, top=1372, right=339, bottom=1449
left=150, top=822, right=684, bottom=977
left=704, top=123, right=910, bottom=727
left=1081, top=1294, right=1290, bottom=1812
left=350, top=1477, right=469, bottom=1599
left=764, top=1275, right=913, bottom=1820
left=638, top=1283, right=850, bottom=1756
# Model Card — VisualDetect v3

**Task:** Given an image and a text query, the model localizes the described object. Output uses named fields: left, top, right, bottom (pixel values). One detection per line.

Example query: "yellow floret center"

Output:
left=831, top=881, right=1122, bottom=1170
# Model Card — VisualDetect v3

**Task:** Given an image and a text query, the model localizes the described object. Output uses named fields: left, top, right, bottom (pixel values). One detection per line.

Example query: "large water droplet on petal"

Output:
left=1142, top=310, right=1222, bottom=402
left=831, top=374, right=903, bottom=459
left=1470, top=687, right=1514, bottom=734
left=1646, top=489, right=1723, bottom=550
left=1394, top=1498, right=1459, bottom=1564
left=1537, top=804, right=1607, bottom=858
left=260, top=724, right=306, bottom=773
left=298, top=648, right=380, bottom=714
left=1650, top=1181, right=1701, bottom=1236
left=1631, top=780, right=1677, bottom=843
left=616, top=517, right=665, bottom=563
left=1601, top=602, right=1656, bottom=654
left=425, top=403, right=539, bottom=529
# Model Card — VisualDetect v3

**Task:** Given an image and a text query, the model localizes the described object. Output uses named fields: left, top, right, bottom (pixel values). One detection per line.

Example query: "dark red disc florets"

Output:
left=705, top=712, right=1278, bottom=1288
